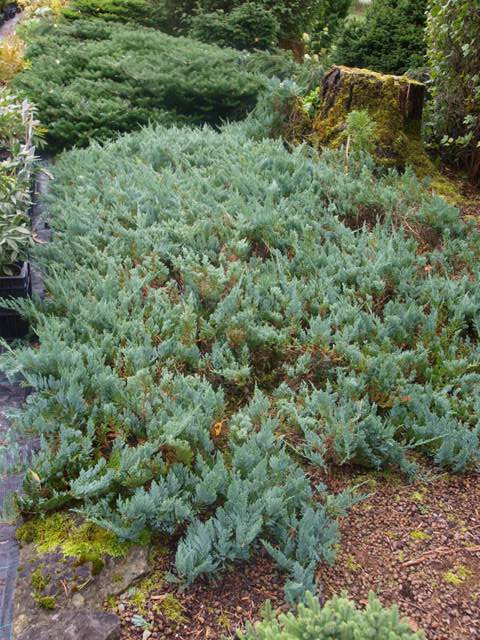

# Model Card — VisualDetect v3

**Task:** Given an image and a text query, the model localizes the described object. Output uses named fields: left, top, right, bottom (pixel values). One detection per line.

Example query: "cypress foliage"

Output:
left=63, top=0, right=168, bottom=28
left=237, top=591, right=424, bottom=639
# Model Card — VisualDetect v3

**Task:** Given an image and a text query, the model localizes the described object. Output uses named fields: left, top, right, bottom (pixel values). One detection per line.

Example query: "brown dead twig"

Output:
left=402, top=543, right=480, bottom=568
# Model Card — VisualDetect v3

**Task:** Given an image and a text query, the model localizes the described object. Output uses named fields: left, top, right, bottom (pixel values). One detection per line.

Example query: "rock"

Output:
left=13, top=542, right=150, bottom=637
left=16, top=609, right=120, bottom=640
left=87, top=544, right=151, bottom=603
left=312, top=65, right=427, bottom=170
left=71, top=593, right=85, bottom=608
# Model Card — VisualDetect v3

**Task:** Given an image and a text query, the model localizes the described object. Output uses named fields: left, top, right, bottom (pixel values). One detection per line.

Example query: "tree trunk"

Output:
left=312, top=65, right=426, bottom=168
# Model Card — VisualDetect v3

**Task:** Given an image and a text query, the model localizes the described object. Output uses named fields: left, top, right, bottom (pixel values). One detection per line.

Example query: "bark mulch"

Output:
left=115, top=468, right=479, bottom=640
left=321, top=469, right=480, bottom=640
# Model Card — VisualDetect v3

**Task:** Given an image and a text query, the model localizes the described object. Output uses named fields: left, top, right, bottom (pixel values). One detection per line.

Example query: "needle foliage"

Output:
left=2, top=122, right=479, bottom=601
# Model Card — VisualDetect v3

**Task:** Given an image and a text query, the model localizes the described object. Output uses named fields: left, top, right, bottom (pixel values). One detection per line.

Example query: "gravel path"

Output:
left=0, top=12, right=22, bottom=41
left=0, top=376, right=28, bottom=640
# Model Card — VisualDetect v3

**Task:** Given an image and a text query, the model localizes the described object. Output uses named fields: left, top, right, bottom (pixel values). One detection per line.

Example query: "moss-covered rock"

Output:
left=16, top=513, right=130, bottom=566
left=14, top=514, right=151, bottom=638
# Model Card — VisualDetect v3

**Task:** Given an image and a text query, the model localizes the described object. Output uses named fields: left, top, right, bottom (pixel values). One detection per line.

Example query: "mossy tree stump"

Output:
left=312, top=65, right=426, bottom=168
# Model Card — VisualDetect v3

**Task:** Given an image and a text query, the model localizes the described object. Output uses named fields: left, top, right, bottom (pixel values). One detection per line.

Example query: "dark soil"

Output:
left=441, top=165, right=480, bottom=222
left=115, top=468, right=479, bottom=640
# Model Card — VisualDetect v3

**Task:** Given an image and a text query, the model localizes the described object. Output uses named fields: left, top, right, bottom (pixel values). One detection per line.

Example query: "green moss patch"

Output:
left=159, top=593, right=186, bottom=623
left=30, top=567, right=50, bottom=592
left=17, top=513, right=130, bottom=568
left=443, top=565, right=473, bottom=586
left=128, top=570, right=165, bottom=615
left=34, top=595, right=56, bottom=610
left=409, top=530, right=431, bottom=542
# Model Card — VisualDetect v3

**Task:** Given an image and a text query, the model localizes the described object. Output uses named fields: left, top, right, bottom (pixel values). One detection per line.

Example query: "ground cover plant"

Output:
left=11, top=19, right=264, bottom=151
left=63, top=0, right=168, bottom=29
left=65, top=0, right=281, bottom=51
left=1, top=120, right=480, bottom=608
left=0, top=2, right=478, bottom=637
left=62, top=0, right=351, bottom=54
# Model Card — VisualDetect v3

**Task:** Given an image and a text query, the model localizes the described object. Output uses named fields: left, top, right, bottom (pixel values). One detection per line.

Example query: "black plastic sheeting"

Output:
left=0, top=170, right=50, bottom=639
left=0, top=388, right=27, bottom=640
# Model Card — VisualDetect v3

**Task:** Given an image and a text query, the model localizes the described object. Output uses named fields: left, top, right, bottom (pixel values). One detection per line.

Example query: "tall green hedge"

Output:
left=12, top=19, right=263, bottom=151
left=426, top=0, right=480, bottom=185
left=160, top=0, right=330, bottom=41
left=334, top=0, right=427, bottom=75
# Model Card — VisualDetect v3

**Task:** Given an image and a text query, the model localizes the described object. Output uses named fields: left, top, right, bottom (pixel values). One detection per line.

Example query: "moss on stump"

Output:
left=312, top=65, right=426, bottom=169
left=308, top=65, right=461, bottom=201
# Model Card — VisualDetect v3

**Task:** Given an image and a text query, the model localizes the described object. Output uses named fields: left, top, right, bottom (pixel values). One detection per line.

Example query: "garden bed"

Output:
left=111, top=467, right=479, bottom=640
left=2, top=121, right=480, bottom=614
left=0, top=2, right=478, bottom=638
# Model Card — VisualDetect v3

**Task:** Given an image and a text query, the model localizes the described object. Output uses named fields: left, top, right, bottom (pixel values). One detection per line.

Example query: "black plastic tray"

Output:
left=0, top=308, right=29, bottom=341
left=0, top=262, right=32, bottom=299
left=0, top=262, right=31, bottom=340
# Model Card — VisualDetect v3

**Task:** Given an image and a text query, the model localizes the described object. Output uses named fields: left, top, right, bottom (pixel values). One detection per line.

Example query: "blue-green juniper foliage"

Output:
left=1, top=122, right=480, bottom=600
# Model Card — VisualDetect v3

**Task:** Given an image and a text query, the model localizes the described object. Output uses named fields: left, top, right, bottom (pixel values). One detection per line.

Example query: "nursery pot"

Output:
left=0, top=261, right=32, bottom=340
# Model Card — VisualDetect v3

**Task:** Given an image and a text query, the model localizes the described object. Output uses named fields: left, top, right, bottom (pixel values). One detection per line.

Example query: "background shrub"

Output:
left=306, top=0, right=352, bottom=52
left=63, top=0, right=168, bottom=29
left=160, top=0, right=332, bottom=42
left=188, top=4, right=280, bottom=51
left=0, top=35, right=27, bottom=84
left=333, top=0, right=427, bottom=75
left=238, top=591, right=424, bottom=639
left=426, top=0, right=480, bottom=185
left=12, top=19, right=264, bottom=150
